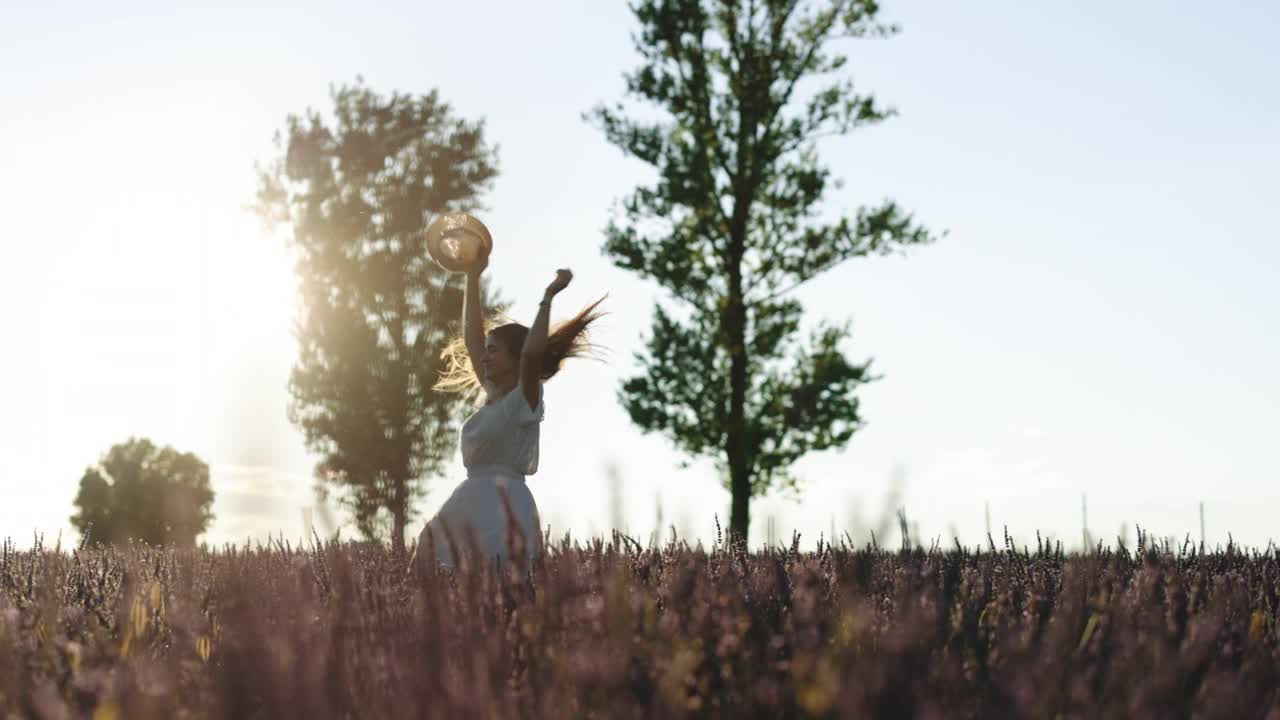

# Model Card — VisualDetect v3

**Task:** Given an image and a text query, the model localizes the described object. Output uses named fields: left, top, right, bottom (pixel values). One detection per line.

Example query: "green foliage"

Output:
left=254, top=79, right=502, bottom=549
left=69, top=437, right=214, bottom=545
left=591, top=0, right=936, bottom=538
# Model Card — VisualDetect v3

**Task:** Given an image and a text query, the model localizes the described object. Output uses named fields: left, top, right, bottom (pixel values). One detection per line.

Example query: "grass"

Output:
left=1, top=525, right=1278, bottom=718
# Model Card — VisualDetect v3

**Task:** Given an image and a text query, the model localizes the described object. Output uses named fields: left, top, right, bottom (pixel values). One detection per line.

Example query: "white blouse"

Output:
left=459, top=382, right=544, bottom=477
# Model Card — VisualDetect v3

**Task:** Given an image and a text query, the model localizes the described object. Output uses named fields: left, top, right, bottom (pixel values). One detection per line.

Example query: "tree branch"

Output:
left=756, top=2, right=847, bottom=165
left=665, top=21, right=736, bottom=243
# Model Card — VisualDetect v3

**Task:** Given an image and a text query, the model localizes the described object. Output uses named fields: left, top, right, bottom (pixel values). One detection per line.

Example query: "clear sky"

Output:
left=2, top=1, right=1277, bottom=551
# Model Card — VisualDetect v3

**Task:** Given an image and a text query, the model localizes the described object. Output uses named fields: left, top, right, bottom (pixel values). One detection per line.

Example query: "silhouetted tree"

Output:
left=70, top=438, right=214, bottom=545
left=255, top=79, right=500, bottom=550
left=590, top=0, right=936, bottom=541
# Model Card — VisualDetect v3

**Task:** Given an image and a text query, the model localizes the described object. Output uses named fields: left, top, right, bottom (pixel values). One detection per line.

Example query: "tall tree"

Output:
left=71, top=438, right=214, bottom=546
left=591, top=0, right=935, bottom=541
left=255, top=80, right=500, bottom=551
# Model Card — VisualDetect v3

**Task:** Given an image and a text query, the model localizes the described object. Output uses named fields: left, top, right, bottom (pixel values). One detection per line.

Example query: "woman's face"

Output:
left=482, top=333, right=518, bottom=386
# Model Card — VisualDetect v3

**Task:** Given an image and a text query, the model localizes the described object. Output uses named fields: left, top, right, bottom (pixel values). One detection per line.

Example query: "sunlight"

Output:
left=3, top=106, right=301, bottom=543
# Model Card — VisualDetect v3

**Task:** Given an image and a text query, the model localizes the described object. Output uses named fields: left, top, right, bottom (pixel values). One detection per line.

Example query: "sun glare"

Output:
left=4, top=109, right=303, bottom=543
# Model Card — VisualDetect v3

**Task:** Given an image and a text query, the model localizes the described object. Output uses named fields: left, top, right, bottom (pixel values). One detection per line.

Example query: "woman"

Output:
left=417, top=251, right=604, bottom=571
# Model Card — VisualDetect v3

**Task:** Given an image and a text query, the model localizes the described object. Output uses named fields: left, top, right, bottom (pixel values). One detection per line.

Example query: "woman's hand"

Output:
left=467, top=248, right=490, bottom=278
left=545, top=268, right=573, bottom=298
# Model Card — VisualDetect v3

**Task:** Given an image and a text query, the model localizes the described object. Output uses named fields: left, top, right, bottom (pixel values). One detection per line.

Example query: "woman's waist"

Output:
left=464, top=463, right=528, bottom=481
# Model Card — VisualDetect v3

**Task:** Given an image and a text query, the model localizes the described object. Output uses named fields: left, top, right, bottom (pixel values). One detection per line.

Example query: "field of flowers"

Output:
left=2, top=527, right=1278, bottom=719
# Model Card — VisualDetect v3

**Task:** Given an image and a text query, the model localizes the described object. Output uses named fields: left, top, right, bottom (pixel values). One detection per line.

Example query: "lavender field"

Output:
left=2, top=528, right=1278, bottom=719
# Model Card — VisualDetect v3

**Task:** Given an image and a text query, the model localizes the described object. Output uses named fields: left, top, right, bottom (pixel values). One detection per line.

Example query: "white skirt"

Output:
left=417, top=465, right=541, bottom=569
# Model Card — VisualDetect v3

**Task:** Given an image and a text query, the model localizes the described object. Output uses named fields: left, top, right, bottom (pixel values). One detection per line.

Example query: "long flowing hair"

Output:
left=435, top=295, right=607, bottom=401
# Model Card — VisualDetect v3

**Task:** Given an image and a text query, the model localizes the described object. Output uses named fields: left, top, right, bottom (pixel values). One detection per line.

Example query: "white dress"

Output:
left=418, top=382, right=544, bottom=569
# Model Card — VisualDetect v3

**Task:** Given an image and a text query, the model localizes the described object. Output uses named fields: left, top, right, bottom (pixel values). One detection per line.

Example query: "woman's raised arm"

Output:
left=463, top=258, right=488, bottom=377
left=519, top=268, right=572, bottom=410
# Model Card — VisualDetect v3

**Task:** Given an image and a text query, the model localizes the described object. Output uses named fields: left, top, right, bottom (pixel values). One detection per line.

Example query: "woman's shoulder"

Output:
left=509, top=380, right=545, bottom=424
left=513, top=379, right=544, bottom=404
left=481, top=382, right=544, bottom=407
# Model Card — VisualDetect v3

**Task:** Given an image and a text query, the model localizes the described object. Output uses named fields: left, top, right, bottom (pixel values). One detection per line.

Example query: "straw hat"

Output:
left=425, top=213, right=493, bottom=273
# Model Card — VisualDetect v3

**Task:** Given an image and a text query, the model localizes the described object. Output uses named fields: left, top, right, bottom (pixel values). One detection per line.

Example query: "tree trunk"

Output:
left=390, top=476, right=408, bottom=554
left=727, top=330, right=751, bottom=542
left=729, top=459, right=750, bottom=544
left=726, top=57, right=761, bottom=546
left=726, top=221, right=751, bottom=544
left=391, top=504, right=407, bottom=554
